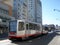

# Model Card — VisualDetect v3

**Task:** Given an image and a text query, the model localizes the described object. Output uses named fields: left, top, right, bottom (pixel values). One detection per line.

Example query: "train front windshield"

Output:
left=9, top=20, right=17, bottom=32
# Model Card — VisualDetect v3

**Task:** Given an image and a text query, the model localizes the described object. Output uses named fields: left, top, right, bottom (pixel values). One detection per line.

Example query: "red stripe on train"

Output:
left=9, top=32, right=42, bottom=39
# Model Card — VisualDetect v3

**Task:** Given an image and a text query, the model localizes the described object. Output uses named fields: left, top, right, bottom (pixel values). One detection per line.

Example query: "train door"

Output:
left=17, top=22, right=25, bottom=38
left=39, top=24, right=42, bottom=34
left=9, top=20, right=17, bottom=36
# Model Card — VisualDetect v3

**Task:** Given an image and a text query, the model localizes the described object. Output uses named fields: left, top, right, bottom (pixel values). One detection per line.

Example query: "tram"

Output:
left=8, top=20, right=48, bottom=40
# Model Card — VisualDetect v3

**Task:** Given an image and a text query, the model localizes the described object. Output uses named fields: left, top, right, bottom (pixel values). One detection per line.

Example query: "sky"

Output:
left=40, top=0, right=60, bottom=25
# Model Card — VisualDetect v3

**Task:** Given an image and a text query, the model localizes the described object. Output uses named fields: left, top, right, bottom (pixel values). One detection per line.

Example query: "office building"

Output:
left=28, top=0, right=42, bottom=23
left=13, top=0, right=28, bottom=20
left=13, top=0, right=42, bottom=24
left=0, top=1, right=15, bottom=34
left=0, top=0, right=13, bottom=7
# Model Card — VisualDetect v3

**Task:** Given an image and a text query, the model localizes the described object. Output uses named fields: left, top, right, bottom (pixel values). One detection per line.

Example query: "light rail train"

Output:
left=9, top=20, right=48, bottom=40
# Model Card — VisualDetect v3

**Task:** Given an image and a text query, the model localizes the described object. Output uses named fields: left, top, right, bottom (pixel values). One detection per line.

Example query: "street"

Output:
left=0, top=30, right=60, bottom=45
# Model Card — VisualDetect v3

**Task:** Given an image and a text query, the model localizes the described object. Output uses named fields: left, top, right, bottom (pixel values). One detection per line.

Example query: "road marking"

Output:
left=28, top=40, right=32, bottom=43
left=8, top=43, right=18, bottom=45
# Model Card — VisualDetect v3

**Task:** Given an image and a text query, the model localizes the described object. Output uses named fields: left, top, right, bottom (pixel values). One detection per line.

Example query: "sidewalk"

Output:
left=48, top=31, right=60, bottom=45
left=0, top=39, right=11, bottom=45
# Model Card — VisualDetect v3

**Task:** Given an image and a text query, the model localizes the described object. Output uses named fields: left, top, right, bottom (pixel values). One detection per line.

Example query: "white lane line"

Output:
left=28, top=40, right=32, bottom=43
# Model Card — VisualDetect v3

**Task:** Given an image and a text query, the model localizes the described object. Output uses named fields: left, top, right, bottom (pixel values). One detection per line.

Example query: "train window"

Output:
left=33, top=24, right=35, bottom=30
left=26, top=23, right=40, bottom=30
left=29, top=23, right=35, bottom=30
left=34, top=24, right=40, bottom=30
left=26, top=24, right=29, bottom=30
left=29, top=23, right=34, bottom=30
left=34, top=24, right=37, bottom=30
left=18, top=22, right=24, bottom=31
left=37, top=25, right=40, bottom=30
left=9, top=21, right=17, bottom=32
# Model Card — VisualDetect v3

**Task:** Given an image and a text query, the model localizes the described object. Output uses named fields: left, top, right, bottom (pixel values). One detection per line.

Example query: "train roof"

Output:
left=10, top=20, right=41, bottom=25
left=27, top=21, right=41, bottom=25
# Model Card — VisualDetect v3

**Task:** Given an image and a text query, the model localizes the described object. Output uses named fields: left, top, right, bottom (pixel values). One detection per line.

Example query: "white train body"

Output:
left=9, top=20, right=47, bottom=40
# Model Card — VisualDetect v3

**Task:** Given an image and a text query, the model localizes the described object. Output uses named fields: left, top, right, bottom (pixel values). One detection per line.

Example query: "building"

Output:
left=0, top=0, right=13, bottom=7
left=13, top=0, right=28, bottom=20
left=27, top=0, right=42, bottom=23
left=43, top=24, right=56, bottom=31
left=0, top=1, right=15, bottom=34
left=13, top=0, right=42, bottom=32
left=13, top=0, right=42, bottom=23
left=48, top=24, right=55, bottom=30
left=35, top=0, right=42, bottom=23
left=27, top=0, right=35, bottom=22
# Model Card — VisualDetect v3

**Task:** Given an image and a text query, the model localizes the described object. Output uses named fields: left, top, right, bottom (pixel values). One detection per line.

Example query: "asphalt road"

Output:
left=9, top=30, right=60, bottom=45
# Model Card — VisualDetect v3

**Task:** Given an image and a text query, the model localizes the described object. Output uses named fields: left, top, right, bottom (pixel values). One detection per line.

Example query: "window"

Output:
left=0, top=9, right=1, bottom=13
left=28, top=23, right=40, bottom=30
left=23, top=3, right=27, bottom=7
left=9, top=21, right=17, bottom=32
left=18, top=3, right=20, bottom=6
left=4, top=10, right=8, bottom=15
left=18, top=22, right=24, bottom=31
left=18, top=8, right=19, bottom=10
left=37, top=25, right=40, bottom=30
left=18, top=12, right=19, bottom=15
left=29, top=23, right=35, bottom=30
left=18, top=16, right=19, bottom=18
left=2, top=19, right=6, bottom=22
left=26, top=24, right=29, bottom=30
left=0, top=8, right=8, bottom=15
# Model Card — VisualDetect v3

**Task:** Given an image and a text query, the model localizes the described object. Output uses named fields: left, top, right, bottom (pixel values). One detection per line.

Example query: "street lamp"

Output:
left=53, top=9, right=60, bottom=12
